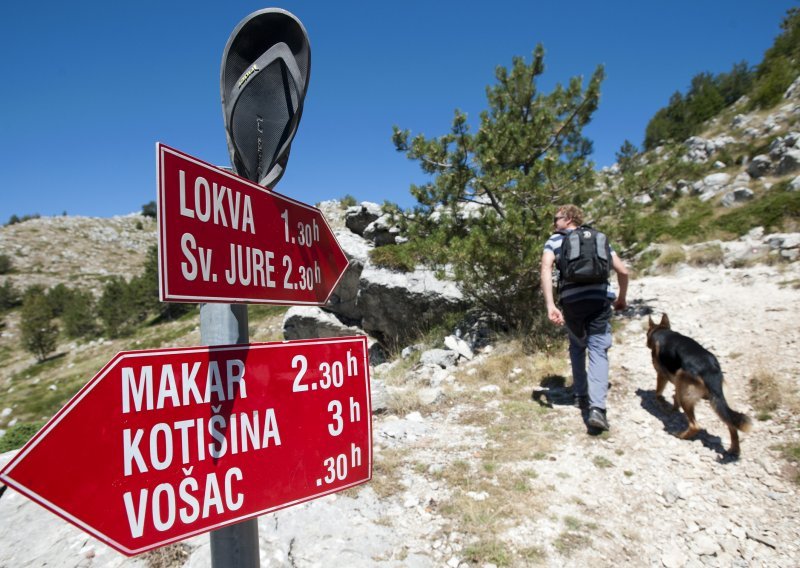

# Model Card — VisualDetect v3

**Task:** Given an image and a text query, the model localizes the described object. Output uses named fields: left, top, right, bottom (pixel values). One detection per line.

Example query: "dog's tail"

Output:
left=707, top=372, right=752, bottom=433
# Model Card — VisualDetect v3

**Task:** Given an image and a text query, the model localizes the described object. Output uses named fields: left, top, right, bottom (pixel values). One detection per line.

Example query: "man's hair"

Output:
left=557, top=204, right=584, bottom=226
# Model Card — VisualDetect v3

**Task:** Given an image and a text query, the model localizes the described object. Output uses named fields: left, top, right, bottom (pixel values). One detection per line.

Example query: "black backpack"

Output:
left=558, top=226, right=611, bottom=284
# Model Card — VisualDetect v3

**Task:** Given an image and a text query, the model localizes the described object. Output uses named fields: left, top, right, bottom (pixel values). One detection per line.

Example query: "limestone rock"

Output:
left=344, top=202, right=382, bottom=236
left=357, top=265, right=466, bottom=346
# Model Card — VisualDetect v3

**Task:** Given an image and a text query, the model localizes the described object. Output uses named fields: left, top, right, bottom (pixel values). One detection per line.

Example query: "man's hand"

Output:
left=613, top=298, right=627, bottom=312
left=548, top=306, right=564, bottom=325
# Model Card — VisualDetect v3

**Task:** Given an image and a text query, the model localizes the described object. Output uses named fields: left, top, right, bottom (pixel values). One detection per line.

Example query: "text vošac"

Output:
left=119, top=358, right=281, bottom=538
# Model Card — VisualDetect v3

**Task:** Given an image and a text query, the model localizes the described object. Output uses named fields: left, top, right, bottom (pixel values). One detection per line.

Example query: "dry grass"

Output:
left=425, top=340, right=573, bottom=565
left=687, top=242, right=725, bottom=266
left=382, top=388, right=429, bottom=416
left=370, top=447, right=407, bottom=499
left=656, top=245, right=687, bottom=270
left=553, top=516, right=598, bottom=557
left=747, top=364, right=800, bottom=484
left=142, top=543, right=190, bottom=568
left=748, top=369, right=782, bottom=421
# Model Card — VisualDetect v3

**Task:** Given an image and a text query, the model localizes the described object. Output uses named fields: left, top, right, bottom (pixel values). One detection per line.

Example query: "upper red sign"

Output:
left=0, top=336, right=372, bottom=556
left=156, top=143, right=349, bottom=304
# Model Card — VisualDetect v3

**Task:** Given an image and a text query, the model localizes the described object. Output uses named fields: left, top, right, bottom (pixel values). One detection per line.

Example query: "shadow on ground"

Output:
left=635, top=387, right=739, bottom=463
left=531, top=375, right=572, bottom=408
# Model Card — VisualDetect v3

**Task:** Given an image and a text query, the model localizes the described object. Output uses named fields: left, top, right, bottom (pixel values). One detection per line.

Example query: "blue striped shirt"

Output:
left=544, top=231, right=617, bottom=304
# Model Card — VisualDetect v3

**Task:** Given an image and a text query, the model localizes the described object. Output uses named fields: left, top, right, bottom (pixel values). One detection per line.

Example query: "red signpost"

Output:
left=156, top=143, right=349, bottom=305
left=0, top=336, right=372, bottom=556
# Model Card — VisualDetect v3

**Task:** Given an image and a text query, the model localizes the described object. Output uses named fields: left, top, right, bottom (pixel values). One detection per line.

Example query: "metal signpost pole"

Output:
left=201, top=303, right=259, bottom=568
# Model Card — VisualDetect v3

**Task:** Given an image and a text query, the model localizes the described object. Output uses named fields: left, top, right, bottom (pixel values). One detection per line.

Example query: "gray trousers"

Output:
left=563, top=299, right=613, bottom=410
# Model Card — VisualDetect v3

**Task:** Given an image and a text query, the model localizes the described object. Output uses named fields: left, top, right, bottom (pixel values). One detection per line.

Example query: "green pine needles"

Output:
left=392, top=44, right=604, bottom=333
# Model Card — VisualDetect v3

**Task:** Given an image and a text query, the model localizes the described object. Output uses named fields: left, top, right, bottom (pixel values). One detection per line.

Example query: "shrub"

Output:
left=6, top=213, right=41, bottom=226
left=0, top=422, right=46, bottom=452
left=0, top=254, right=12, bottom=274
left=62, top=288, right=98, bottom=338
left=141, top=201, right=157, bottom=218
left=369, top=244, right=419, bottom=272
left=97, top=276, right=138, bottom=337
left=20, top=292, right=59, bottom=362
left=0, top=280, right=21, bottom=311
left=46, top=283, right=73, bottom=316
left=340, top=194, right=358, bottom=208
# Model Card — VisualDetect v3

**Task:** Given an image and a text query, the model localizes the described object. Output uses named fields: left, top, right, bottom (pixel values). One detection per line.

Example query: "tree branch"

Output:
left=530, top=93, right=595, bottom=163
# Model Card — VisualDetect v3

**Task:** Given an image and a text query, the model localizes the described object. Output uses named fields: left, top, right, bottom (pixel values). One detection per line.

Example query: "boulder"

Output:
left=721, top=187, right=754, bottom=208
left=775, top=148, right=800, bottom=176
left=784, top=76, right=800, bottom=100
left=362, top=214, right=400, bottom=246
left=746, top=155, right=772, bottom=179
left=444, top=334, right=474, bottom=360
left=731, top=114, right=750, bottom=129
left=357, top=265, right=467, bottom=346
left=283, top=305, right=363, bottom=339
left=282, top=306, right=388, bottom=364
left=703, top=172, right=731, bottom=187
left=325, top=230, right=373, bottom=322
left=419, top=349, right=459, bottom=369
left=344, top=202, right=382, bottom=236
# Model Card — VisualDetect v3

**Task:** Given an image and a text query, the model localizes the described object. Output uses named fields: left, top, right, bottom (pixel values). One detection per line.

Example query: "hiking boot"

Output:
left=573, top=395, right=589, bottom=410
left=587, top=407, right=609, bottom=430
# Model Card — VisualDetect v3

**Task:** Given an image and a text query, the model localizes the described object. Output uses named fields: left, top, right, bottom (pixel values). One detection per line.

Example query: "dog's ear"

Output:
left=659, top=313, right=670, bottom=328
left=648, top=315, right=655, bottom=329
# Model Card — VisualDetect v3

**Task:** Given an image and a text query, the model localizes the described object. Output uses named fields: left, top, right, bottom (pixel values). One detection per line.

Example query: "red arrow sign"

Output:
left=0, top=336, right=372, bottom=556
left=156, top=143, right=349, bottom=304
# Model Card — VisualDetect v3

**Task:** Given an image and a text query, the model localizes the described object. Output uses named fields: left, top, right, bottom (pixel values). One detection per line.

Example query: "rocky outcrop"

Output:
left=356, top=264, right=467, bottom=347
left=325, top=230, right=373, bottom=323
left=683, top=135, right=736, bottom=163
left=637, top=228, right=800, bottom=268
left=362, top=214, right=401, bottom=247
left=296, top=203, right=472, bottom=353
left=344, top=202, right=382, bottom=235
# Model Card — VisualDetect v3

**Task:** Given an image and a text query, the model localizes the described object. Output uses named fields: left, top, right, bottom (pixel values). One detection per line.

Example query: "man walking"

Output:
left=540, top=205, right=628, bottom=430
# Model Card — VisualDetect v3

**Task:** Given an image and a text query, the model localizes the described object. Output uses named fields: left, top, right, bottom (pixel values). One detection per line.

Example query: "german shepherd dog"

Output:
left=646, top=313, right=752, bottom=456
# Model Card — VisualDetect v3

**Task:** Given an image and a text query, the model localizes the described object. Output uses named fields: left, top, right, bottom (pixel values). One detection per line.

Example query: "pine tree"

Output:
left=392, top=44, right=604, bottom=332
left=62, top=288, right=98, bottom=338
left=20, top=292, right=59, bottom=362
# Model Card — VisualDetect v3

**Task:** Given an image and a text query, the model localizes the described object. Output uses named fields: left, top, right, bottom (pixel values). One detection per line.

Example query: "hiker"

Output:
left=540, top=204, right=628, bottom=431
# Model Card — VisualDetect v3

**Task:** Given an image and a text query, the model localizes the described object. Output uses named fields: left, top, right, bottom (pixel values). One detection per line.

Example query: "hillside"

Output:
left=1, top=259, right=799, bottom=567
left=0, top=214, right=157, bottom=294
left=2, top=58, right=800, bottom=568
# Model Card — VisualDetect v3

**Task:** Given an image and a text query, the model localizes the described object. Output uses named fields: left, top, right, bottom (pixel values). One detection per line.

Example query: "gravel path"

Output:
left=1, top=262, right=799, bottom=567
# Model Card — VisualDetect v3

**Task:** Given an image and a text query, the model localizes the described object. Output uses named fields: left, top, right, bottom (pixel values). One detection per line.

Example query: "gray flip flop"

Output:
left=221, top=8, right=311, bottom=188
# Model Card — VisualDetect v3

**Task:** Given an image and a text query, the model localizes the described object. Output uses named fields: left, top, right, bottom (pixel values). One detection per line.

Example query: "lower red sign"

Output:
left=0, top=336, right=372, bottom=556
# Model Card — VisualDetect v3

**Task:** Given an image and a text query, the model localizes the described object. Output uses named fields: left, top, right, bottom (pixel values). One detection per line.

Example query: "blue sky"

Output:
left=1, top=1, right=797, bottom=220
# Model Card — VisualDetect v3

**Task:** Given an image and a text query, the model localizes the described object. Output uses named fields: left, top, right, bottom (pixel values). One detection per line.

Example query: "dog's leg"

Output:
left=655, top=371, right=674, bottom=409
left=675, top=372, right=702, bottom=439
left=727, top=425, right=741, bottom=457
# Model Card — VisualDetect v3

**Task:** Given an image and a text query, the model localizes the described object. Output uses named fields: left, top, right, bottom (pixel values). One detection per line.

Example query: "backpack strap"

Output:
left=564, top=231, right=581, bottom=261
left=596, top=231, right=609, bottom=261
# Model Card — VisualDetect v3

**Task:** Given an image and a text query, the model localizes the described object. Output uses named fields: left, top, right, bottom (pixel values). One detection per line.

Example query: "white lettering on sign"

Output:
left=224, top=244, right=277, bottom=288
left=122, top=467, right=244, bottom=538
left=178, top=169, right=255, bottom=234
left=180, top=233, right=214, bottom=282
left=121, top=360, right=247, bottom=413
left=122, top=409, right=281, bottom=476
